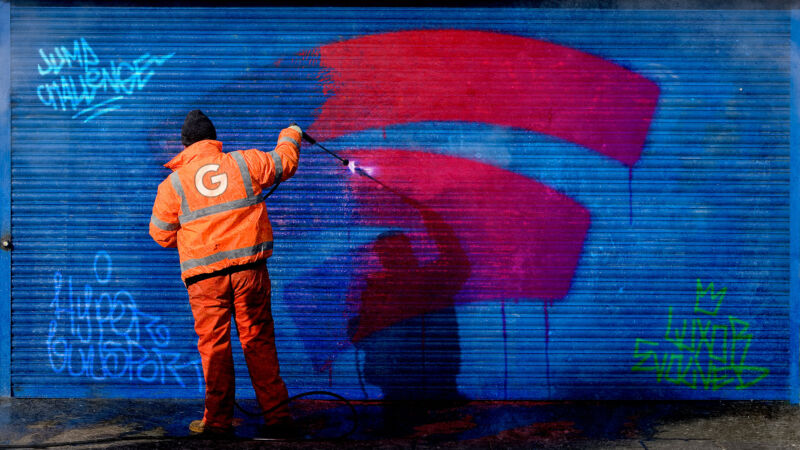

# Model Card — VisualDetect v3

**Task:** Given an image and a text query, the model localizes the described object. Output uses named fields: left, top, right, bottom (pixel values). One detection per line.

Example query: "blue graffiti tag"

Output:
left=47, top=251, right=202, bottom=391
left=36, top=38, right=174, bottom=122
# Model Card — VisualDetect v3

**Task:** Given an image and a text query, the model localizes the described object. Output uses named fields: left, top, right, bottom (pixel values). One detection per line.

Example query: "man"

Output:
left=149, top=110, right=301, bottom=436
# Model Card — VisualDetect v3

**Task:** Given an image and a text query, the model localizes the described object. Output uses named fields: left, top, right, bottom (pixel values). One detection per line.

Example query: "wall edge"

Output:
left=790, top=9, right=799, bottom=405
left=0, top=0, right=12, bottom=398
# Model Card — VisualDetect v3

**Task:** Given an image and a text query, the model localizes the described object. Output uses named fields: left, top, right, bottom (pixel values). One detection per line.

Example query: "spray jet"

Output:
left=264, top=127, right=386, bottom=199
left=301, top=130, right=392, bottom=191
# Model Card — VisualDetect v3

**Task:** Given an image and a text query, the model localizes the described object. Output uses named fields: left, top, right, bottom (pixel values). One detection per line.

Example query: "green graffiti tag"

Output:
left=632, top=279, right=769, bottom=390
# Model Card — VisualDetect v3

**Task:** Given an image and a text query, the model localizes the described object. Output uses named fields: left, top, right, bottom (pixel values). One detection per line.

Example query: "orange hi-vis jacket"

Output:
left=149, top=127, right=301, bottom=281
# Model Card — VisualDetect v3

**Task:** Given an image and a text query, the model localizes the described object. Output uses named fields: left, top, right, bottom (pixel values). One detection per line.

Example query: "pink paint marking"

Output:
left=346, top=149, right=591, bottom=308
left=502, top=300, right=508, bottom=398
left=302, top=30, right=660, bottom=350
left=309, top=30, right=659, bottom=167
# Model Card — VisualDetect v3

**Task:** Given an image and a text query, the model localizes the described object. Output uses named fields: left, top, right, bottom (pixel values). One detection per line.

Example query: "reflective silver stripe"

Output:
left=169, top=172, right=189, bottom=215
left=178, top=195, right=263, bottom=224
left=268, top=150, right=283, bottom=185
left=180, top=241, right=274, bottom=272
left=150, top=215, right=179, bottom=231
left=231, top=151, right=254, bottom=198
left=278, top=136, right=299, bottom=147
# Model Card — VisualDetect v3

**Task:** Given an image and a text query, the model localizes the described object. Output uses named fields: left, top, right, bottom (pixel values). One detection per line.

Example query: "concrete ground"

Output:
left=1, top=398, right=799, bottom=449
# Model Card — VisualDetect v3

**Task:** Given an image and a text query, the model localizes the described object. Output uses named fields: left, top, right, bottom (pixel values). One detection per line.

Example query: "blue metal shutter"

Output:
left=8, top=8, right=793, bottom=400
left=0, top=0, right=11, bottom=398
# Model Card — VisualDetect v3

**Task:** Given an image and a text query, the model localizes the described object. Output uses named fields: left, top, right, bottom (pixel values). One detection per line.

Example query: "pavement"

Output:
left=1, top=398, right=800, bottom=449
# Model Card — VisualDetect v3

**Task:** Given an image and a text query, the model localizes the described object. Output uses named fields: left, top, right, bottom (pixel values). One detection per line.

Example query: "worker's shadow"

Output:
left=346, top=193, right=470, bottom=435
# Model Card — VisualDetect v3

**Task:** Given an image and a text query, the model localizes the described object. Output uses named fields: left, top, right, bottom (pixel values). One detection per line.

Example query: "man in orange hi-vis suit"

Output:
left=149, top=110, right=301, bottom=437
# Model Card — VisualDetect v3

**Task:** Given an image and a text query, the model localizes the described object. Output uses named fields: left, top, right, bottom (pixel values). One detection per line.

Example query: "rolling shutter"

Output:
left=7, top=7, right=793, bottom=400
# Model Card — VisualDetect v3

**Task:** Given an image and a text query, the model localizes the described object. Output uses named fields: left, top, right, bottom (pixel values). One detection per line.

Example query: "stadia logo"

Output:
left=284, top=30, right=660, bottom=368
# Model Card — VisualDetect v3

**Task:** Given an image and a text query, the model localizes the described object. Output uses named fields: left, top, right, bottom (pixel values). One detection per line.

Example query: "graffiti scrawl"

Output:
left=632, top=279, right=770, bottom=390
left=36, top=38, right=174, bottom=122
left=47, top=251, right=203, bottom=390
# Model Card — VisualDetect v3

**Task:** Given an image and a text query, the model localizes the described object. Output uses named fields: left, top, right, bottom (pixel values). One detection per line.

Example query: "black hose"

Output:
left=262, top=178, right=281, bottom=199
left=263, top=129, right=347, bottom=200
left=0, top=390, right=358, bottom=448
left=234, top=390, right=359, bottom=440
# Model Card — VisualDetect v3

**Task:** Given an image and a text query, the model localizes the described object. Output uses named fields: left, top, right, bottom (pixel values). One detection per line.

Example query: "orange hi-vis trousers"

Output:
left=186, top=264, right=290, bottom=428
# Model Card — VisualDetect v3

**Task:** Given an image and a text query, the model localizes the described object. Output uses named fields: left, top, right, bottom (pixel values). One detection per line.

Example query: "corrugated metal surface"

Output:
left=790, top=9, right=800, bottom=404
left=1, top=0, right=11, bottom=397
left=8, top=8, right=792, bottom=400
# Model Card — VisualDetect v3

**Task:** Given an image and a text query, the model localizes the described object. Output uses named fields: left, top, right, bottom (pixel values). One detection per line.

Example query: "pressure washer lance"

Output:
left=267, top=127, right=394, bottom=199
left=301, top=131, right=349, bottom=167
left=265, top=128, right=352, bottom=199
left=301, top=131, right=395, bottom=192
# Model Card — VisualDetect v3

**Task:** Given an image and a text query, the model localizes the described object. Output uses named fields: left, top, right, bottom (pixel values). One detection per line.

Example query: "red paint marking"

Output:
left=320, top=359, right=333, bottom=387
left=300, top=30, right=660, bottom=350
left=309, top=30, right=659, bottom=167
left=421, top=314, right=427, bottom=393
left=345, top=150, right=590, bottom=342
left=544, top=299, right=552, bottom=398
left=412, top=415, right=477, bottom=437
left=494, top=421, right=581, bottom=442
left=501, top=300, right=508, bottom=398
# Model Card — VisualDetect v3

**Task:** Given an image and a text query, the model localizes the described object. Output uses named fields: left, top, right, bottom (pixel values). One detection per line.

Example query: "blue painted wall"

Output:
left=5, top=8, right=793, bottom=401
left=0, top=0, right=12, bottom=398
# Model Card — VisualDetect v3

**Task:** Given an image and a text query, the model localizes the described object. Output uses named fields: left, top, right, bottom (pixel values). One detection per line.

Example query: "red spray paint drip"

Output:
left=629, top=167, right=634, bottom=225
left=309, top=30, right=659, bottom=167
left=544, top=299, right=552, bottom=398
left=501, top=300, right=508, bottom=399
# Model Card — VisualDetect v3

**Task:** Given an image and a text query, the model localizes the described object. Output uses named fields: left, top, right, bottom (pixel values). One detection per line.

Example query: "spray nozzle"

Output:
left=300, top=129, right=388, bottom=190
